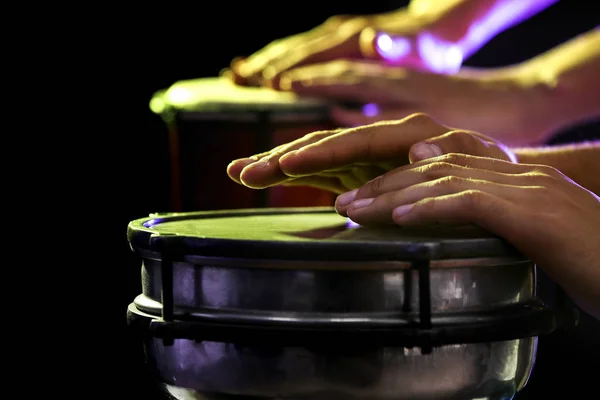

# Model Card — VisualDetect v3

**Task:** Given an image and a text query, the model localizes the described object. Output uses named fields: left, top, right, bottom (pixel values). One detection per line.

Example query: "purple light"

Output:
left=417, top=33, right=463, bottom=74
left=362, top=103, right=380, bottom=117
left=373, top=0, right=557, bottom=73
left=346, top=218, right=360, bottom=228
left=458, top=0, right=559, bottom=58
left=375, top=33, right=411, bottom=61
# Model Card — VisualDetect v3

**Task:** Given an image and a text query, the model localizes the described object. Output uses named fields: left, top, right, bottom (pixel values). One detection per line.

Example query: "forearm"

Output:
left=408, top=0, right=558, bottom=57
left=519, top=29, right=600, bottom=133
left=514, top=141, right=600, bottom=195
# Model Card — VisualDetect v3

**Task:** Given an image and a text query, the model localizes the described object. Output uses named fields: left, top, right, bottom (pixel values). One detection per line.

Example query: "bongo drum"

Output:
left=150, top=77, right=338, bottom=212
left=126, top=208, right=578, bottom=400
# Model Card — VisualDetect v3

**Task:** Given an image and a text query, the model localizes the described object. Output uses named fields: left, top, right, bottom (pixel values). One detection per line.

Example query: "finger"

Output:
left=227, top=142, right=295, bottom=184
left=408, top=130, right=516, bottom=164
left=359, top=27, right=424, bottom=68
left=281, top=176, right=347, bottom=194
left=238, top=129, right=343, bottom=188
left=263, top=18, right=368, bottom=83
left=236, top=31, right=325, bottom=82
left=331, top=105, right=421, bottom=127
left=335, top=160, right=533, bottom=214
left=267, top=37, right=365, bottom=85
left=278, top=113, right=449, bottom=176
left=279, top=75, right=372, bottom=102
left=319, top=165, right=386, bottom=191
left=344, top=177, right=529, bottom=224
left=391, top=190, right=520, bottom=241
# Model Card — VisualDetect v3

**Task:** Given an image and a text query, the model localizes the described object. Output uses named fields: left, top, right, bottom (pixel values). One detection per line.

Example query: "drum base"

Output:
left=162, top=384, right=517, bottom=400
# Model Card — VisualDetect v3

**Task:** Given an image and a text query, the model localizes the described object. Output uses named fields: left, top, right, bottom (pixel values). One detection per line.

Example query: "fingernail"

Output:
left=250, top=157, right=270, bottom=168
left=350, top=197, right=374, bottom=209
left=413, top=143, right=443, bottom=160
left=393, top=204, right=414, bottom=217
left=336, top=189, right=358, bottom=207
left=279, top=150, right=298, bottom=163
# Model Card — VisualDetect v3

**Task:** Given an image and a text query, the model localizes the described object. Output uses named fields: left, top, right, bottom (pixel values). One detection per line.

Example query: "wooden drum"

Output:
left=150, top=77, right=337, bottom=212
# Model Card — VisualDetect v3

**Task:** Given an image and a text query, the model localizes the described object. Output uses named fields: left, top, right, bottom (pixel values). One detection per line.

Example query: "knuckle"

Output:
left=360, top=174, right=385, bottom=197
left=435, top=175, right=463, bottom=189
left=439, top=153, right=466, bottom=165
left=404, top=112, right=447, bottom=131
left=422, top=161, right=453, bottom=179
left=462, top=190, right=487, bottom=210
left=405, top=112, right=434, bottom=124
left=533, top=164, right=560, bottom=179
left=415, top=197, right=436, bottom=213
left=446, top=130, right=477, bottom=147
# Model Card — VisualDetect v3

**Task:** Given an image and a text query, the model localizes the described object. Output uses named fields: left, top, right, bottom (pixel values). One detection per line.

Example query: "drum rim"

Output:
left=126, top=297, right=577, bottom=348
left=127, top=207, right=527, bottom=262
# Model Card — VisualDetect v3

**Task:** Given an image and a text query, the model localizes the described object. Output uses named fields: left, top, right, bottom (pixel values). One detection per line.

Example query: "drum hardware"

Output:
left=126, top=207, right=579, bottom=400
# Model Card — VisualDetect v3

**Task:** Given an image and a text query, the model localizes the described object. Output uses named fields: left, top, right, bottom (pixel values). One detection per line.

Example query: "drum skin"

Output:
left=150, top=77, right=337, bottom=212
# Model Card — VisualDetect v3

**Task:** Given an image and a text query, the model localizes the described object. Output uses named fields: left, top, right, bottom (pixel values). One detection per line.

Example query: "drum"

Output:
left=150, top=77, right=338, bottom=212
left=126, top=207, right=578, bottom=400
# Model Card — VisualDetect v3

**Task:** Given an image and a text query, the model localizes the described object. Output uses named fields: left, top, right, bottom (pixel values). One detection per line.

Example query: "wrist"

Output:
left=494, top=64, right=565, bottom=145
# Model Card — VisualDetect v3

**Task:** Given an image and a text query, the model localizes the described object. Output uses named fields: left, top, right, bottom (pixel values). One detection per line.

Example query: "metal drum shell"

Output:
left=127, top=208, right=550, bottom=399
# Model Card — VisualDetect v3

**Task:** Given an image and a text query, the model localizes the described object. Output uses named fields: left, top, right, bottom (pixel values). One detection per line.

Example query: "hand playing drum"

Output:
left=227, top=113, right=600, bottom=319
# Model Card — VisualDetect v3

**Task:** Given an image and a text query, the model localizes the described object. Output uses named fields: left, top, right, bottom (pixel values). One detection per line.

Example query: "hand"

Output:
left=274, top=60, right=557, bottom=146
left=337, top=153, right=600, bottom=318
left=227, top=113, right=515, bottom=194
left=227, top=7, right=463, bottom=87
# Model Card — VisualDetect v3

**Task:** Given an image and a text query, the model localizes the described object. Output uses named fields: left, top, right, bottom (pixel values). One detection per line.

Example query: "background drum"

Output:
left=150, top=77, right=338, bottom=212
left=126, top=207, right=578, bottom=400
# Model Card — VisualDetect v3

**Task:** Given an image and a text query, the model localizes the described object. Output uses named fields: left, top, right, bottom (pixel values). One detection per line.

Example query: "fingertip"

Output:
left=278, top=74, right=294, bottom=92
left=239, top=168, right=266, bottom=189
left=359, top=27, right=380, bottom=60
left=227, top=158, right=255, bottom=183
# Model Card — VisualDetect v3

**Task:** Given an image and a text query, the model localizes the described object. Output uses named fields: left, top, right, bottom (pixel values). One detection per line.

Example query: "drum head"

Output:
left=149, top=77, right=331, bottom=117
left=127, top=207, right=523, bottom=262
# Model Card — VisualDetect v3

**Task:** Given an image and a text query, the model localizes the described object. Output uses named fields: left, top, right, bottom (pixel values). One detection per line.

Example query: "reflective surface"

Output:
left=128, top=209, right=538, bottom=400
left=140, top=259, right=534, bottom=314
left=146, top=335, right=536, bottom=400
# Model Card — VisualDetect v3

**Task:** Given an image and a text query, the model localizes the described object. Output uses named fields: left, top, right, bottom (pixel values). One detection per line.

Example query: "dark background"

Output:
left=111, top=1, right=599, bottom=399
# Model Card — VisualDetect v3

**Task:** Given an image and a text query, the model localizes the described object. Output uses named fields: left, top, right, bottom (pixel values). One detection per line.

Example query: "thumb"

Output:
left=408, top=142, right=444, bottom=163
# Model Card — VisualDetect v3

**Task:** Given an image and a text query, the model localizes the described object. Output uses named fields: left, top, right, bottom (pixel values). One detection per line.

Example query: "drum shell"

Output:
left=144, top=336, right=536, bottom=400
left=169, top=112, right=336, bottom=212
left=131, top=257, right=537, bottom=399
left=126, top=209, right=571, bottom=399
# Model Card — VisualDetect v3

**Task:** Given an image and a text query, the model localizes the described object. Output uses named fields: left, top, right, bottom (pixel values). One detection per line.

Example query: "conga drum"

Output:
left=150, top=77, right=338, bottom=212
left=126, top=207, right=578, bottom=400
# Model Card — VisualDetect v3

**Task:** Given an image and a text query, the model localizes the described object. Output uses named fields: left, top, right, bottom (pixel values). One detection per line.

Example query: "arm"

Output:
left=514, top=141, right=600, bottom=195
left=516, top=29, right=600, bottom=137
left=406, top=0, right=559, bottom=57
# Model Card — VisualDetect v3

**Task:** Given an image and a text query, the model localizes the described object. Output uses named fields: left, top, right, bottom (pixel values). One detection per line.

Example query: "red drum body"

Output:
left=150, top=77, right=337, bottom=211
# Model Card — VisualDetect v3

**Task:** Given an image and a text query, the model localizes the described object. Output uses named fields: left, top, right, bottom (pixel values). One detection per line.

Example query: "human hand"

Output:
left=336, top=152, right=600, bottom=318
left=273, top=60, right=557, bottom=146
left=227, top=113, right=515, bottom=194
left=226, top=6, right=464, bottom=87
